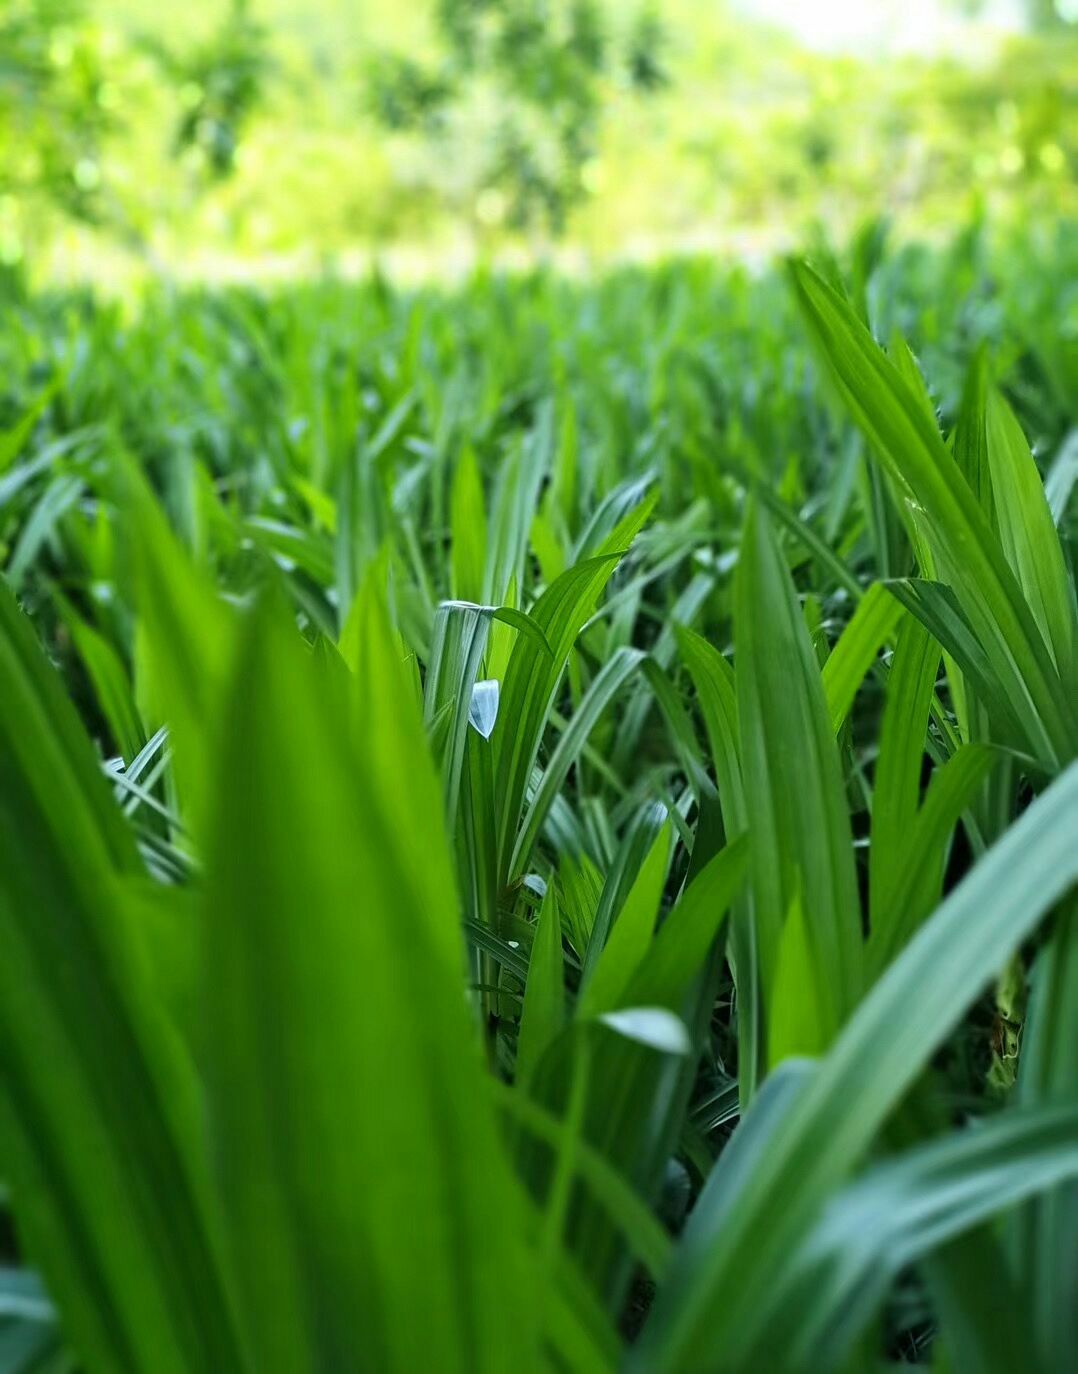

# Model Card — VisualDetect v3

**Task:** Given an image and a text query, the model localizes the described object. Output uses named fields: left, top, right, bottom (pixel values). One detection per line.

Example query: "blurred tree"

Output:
left=365, top=0, right=669, bottom=233
left=948, top=0, right=1077, bottom=26
left=144, top=0, right=271, bottom=179
left=0, top=0, right=275, bottom=268
left=1025, top=0, right=1077, bottom=26
left=0, top=0, right=113, bottom=224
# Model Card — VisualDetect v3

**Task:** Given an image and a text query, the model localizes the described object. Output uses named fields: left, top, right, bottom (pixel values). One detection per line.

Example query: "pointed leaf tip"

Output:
left=468, top=679, right=500, bottom=739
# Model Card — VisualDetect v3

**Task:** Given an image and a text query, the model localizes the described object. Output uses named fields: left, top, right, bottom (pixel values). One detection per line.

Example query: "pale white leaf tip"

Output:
left=468, top=679, right=500, bottom=739
left=597, top=1007, right=691, bottom=1055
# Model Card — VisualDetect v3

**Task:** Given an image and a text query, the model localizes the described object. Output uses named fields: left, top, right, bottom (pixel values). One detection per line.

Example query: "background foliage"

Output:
left=0, top=0, right=1075, bottom=276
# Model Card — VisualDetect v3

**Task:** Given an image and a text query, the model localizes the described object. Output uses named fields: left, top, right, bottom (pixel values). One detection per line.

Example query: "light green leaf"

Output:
left=821, top=582, right=903, bottom=735
left=450, top=446, right=488, bottom=603
left=580, top=819, right=672, bottom=1017
left=517, top=885, right=566, bottom=1086
left=768, top=890, right=827, bottom=1063
left=869, top=612, right=939, bottom=928
left=736, top=500, right=862, bottom=1054
left=984, top=389, right=1077, bottom=682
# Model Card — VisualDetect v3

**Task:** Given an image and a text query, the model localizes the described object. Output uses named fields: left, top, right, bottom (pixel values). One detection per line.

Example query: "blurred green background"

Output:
left=1, top=0, right=1075, bottom=283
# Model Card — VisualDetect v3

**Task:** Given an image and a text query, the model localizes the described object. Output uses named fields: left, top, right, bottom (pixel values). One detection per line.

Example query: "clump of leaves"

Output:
left=147, top=0, right=271, bottom=177
left=364, top=0, right=669, bottom=231
left=0, top=0, right=115, bottom=220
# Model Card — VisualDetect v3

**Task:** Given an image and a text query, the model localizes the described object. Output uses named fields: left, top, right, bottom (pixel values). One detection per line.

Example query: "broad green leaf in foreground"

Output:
left=756, top=1102, right=1078, bottom=1371
left=1011, top=898, right=1078, bottom=1371
left=0, top=582, right=246, bottom=1374
left=203, top=589, right=540, bottom=1374
left=634, top=758, right=1078, bottom=1373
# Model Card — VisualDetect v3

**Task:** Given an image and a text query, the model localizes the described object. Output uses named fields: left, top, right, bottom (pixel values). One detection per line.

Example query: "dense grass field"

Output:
left=0, top=220, right=1076, bottom=1372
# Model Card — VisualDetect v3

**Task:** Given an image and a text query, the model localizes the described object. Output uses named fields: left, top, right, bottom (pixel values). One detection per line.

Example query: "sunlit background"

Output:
left=1, top=0, right=1075, bottom=282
